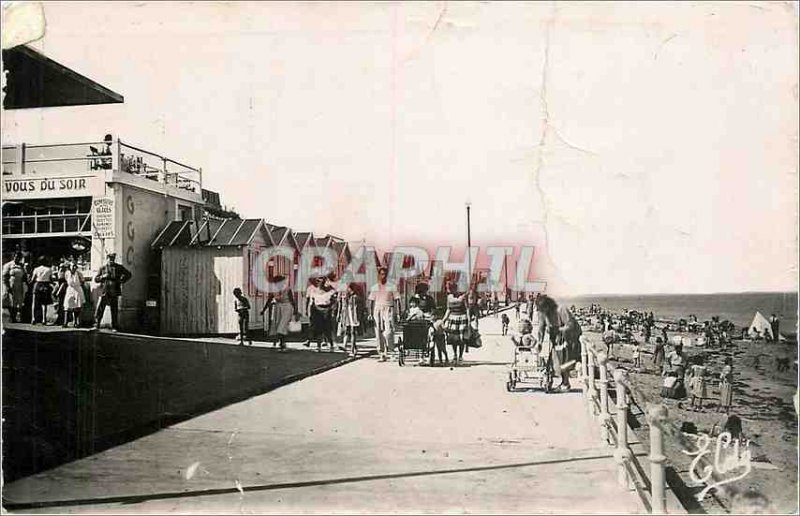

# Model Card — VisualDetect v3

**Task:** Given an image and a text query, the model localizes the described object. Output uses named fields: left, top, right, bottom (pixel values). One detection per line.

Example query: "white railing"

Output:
left=2, top=139, right=202, bottom=194
left=580, top=336, right=668, bottom=514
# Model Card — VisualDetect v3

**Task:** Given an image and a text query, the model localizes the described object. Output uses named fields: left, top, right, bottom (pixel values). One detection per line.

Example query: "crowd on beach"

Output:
left=569, top=303, right=791, bottom=417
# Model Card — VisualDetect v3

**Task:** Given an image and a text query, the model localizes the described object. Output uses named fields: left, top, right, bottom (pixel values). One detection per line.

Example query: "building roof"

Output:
left=313, top=236, right=332, bottom=248
left=2, top=45, right=124, bottom=109
left=152, top=218, right=273, bottom=249
left=293, top=232, right=314, bottom=249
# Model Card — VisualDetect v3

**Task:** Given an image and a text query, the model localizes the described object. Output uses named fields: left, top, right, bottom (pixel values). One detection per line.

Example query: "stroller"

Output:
left=396, top=317, right=432, bottom=367
left=506, top=331, right=554, bottom=393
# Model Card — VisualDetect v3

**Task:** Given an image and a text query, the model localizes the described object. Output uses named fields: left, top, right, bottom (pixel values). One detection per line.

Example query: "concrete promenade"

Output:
left=4, top=311, right=644, bottom=514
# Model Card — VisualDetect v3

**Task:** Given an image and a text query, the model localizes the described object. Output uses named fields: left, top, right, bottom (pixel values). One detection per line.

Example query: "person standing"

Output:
left=266, top=277, right=296, bottom=351
left=53, top=264, right=68, bottom=326
left=94, top=252, right=132, bottom=331
left=514, top=300, right=521, bottom=320
left=718, top=357, right=734, bottom=413
left=769, top=314, right=780, bottom=342
left=501, top=312, right=510, bottom=336
left=536, top=294, right=582, bottom=391
left=368, top=267, right=398, bottom=362
left=233, top=287, right=252, bottom=345
left=62, top=262, right=86, bottom=328
left=305, top=276, right=337, bottom=351
left=441, top=281, right=470, bottom=366
left=653, top=336, right=666, bottom=371
left=2, top=253, right=27, bottom=323
left=30, top=256, right=54, bottom=325
left=338, top=283, right=361, bottom=356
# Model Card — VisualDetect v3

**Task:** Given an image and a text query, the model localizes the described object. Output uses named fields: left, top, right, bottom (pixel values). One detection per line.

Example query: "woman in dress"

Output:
left=62, top=262, right=86, bottom=327
left=441, top=281, right=470, bottom=365
left=689, top=364, right=707, bottom=410
left=267, top=277, right=297, bottom=351
left=536, top=294, right=582, bottom=391
left=718, top=357, right=734, bottom=413
left=337, top=283, right=361, bottom=356
left=2, top=253, right=27, bottom=323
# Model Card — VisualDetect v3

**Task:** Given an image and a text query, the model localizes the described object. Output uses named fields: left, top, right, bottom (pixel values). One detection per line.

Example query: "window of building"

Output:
left=1, top=197, right=92, bottom=236
left=177, top=204, right=193, bottom=222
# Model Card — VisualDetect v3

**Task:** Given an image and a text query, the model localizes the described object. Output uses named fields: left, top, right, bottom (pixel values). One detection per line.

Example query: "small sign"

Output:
left=92, top=197, right=115, bottom=239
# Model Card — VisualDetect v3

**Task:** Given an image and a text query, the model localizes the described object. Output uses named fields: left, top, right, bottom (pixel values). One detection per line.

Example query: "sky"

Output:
left=2, top=1, right=798, bottom=296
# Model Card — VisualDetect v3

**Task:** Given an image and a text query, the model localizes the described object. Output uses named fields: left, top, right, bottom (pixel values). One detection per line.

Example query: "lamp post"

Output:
left=504, top=253, right=509, bottom=306
left=466, top=202, right=472, bottom=290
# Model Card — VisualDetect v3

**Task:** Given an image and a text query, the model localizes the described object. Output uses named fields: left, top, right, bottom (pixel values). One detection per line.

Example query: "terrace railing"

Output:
left=1, top=138, right=202, bottom=194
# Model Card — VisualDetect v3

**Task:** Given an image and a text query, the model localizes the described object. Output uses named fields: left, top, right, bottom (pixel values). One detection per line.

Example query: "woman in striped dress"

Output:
left=441, top=281, right=470, bottom=365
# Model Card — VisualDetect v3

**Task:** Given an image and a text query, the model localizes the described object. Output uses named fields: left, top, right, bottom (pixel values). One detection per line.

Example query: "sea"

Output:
left=562, top=292, right=798, bottom=336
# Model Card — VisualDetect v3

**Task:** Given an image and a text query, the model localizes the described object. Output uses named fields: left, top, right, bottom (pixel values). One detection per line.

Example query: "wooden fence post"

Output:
left=647, top=404, right=668, bottom=514
left=613, top=368, right=634, bottom=490
left=581, top=336, right=590, bottom=399
left=597, top=351, right=611, bottom=444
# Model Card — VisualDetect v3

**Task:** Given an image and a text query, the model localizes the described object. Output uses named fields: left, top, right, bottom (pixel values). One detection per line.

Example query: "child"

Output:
left=233, top=288, right=252, bottom=345
left=689, top=365, right=707, bottom=410
left=501, top=313, right=510, bottom=336
left=632, top=341, right=641, bottom=371
left=406, top=298, right=424, bottom=321
left=428, top=319, right=448, bottom=366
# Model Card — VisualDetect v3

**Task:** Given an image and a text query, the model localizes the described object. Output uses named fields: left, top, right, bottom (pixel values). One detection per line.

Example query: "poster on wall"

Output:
left=92, top=197, right=114, bottom=239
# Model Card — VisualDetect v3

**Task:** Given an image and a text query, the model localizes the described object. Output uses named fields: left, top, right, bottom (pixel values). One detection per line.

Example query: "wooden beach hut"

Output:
left=151, top=218, right=275, bottom=335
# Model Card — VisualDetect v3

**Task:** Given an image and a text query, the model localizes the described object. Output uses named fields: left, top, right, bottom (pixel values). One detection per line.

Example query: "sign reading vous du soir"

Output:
left=2, top=175, right=101, bottom=199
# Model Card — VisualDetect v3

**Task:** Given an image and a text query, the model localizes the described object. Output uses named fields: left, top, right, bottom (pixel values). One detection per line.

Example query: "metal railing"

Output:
left=1, top=139, right=202, bottom=194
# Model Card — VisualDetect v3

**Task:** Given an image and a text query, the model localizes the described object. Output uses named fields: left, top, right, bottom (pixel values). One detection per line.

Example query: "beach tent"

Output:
left=747, top=312, right=774, bottom=340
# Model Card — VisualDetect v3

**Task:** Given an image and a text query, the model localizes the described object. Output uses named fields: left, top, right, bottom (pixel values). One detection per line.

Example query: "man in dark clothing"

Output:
left=94, top=253, right=132, bottom=331
left=769, top=314, right=780, bottom=342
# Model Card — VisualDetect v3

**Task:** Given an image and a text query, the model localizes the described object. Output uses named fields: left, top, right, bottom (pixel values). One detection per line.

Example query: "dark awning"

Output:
left=2, top=45, right=124, bottom=109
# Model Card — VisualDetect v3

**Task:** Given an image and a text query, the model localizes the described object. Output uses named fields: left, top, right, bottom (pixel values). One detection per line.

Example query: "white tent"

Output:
left=748, top=311, right=774, bottom=340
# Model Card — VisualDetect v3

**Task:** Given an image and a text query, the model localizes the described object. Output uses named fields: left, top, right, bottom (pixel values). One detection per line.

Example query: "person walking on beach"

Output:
left=653, top=337, right=666, bottom=372
left=369, top=267, right=397, bottom=362
left=718, top=357, right=734, bottom=413
left=2, top=253, right=27, bottom=323
left=769, top=314, right=780, bottom=342
left=632, top=341, right=642, bottom=371
left=94, top=252, right=132, bottom=331
left=233, top=287, right=252, bottom=345
left=689, top=365, right=707, bottom=410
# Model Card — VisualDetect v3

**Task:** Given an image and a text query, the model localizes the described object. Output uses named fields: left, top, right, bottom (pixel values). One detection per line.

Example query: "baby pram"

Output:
left=396, top=317, right=431, bottom=367
left=506, top=332, right=554, bottom=393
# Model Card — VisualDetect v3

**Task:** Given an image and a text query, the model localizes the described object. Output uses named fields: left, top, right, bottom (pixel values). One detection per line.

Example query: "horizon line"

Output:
left=560, top=290, right=799, bottom=298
